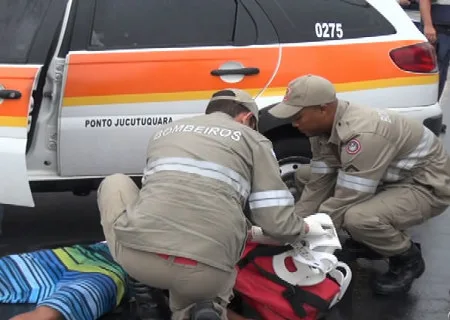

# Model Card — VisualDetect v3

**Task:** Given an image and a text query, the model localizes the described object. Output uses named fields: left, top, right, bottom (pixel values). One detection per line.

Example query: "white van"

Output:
left=0, top=0, right=441, bottom=208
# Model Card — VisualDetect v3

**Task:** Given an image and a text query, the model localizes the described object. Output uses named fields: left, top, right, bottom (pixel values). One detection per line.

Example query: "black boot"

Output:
left=372, top=242, right=425, bottom=295
left=190, top=301, right=222, bottom=320
left=336, top=238, right=384, bottom=261
left=128, top=277, right=171, bottom=320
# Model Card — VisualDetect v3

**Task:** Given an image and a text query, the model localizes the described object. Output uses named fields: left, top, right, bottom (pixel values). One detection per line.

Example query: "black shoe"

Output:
left=190, top=301, right=222, bottom=320
left=372, top=242, right=425, bottom=295
left=128, top=278, right=171, bottom=320
left=337, top=238, right=384, bottom=261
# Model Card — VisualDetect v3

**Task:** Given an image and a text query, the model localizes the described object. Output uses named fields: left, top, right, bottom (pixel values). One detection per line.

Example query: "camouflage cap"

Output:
left=269, top=74, right=337, bottom=119
left=210, top=89, right=259, bottom=129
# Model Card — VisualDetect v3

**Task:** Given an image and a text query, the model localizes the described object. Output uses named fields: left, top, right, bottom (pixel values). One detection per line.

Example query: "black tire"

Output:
left=272, top=136, right=312, bottom=160
left=272, top=137, right=312, bottom=202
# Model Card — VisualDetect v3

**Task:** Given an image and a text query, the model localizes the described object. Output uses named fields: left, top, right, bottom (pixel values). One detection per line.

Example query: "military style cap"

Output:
left=210, top=89, right=259, bottom=129
left=269, top=74, right=337, bottom=119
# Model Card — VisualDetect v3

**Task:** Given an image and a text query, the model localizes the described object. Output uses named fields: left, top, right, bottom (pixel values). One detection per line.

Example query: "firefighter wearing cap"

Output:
left=97, top=89, right=326, bottom=320
left=268, top=74, right=450, bottom=295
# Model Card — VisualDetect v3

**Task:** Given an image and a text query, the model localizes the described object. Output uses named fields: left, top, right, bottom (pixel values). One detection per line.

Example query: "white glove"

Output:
left=305, top=213, right=334, bottom=227
left=248, top=226, right=281, bottom=245
left=304, top=219, right=329, bottom=236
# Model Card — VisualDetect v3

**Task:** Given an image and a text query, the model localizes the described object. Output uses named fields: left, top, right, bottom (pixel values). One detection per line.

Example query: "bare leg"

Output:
left=9, top=306, right=63, bottom=320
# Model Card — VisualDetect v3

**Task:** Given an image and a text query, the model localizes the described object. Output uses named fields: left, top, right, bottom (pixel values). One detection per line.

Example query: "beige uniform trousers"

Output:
left=295, top=165, right=447, bottom=256
left=97, top=174, right=237, bottom=320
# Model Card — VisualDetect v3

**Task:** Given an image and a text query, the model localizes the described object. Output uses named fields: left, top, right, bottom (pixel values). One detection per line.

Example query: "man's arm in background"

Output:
left=420, top=0, right=437, bottom=43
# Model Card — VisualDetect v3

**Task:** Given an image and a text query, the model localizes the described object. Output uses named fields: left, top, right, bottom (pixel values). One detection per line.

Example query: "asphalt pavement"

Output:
left=2, top=95, right=450, bottom=319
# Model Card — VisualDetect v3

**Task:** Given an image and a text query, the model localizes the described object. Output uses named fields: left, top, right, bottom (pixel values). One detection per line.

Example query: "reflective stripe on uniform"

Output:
left=143, top=157, right=250, bottom=198
left=382, top=168, right=402, bottom=182
left=310, top=160, right=336, bottom=174
left=382, top=127, right=434, bottom=183
left=249, top=190, right=294, bottom=210
left=392, top=127, right=434, bottom=171
left=337, top=170, right=378, bottom=194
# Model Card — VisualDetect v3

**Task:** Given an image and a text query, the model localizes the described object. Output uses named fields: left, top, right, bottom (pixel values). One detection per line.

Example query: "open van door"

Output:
left=0, top=0, right=67, bottom=207
left=0, top=66, right=37, bottom=207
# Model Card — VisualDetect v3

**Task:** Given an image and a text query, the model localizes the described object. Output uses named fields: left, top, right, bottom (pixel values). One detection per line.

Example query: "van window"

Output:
left=258, top=0, right=396, bottom=43
left=90, top=0, right=237, bottom=50
left=0, top=0, right=52, bottom=64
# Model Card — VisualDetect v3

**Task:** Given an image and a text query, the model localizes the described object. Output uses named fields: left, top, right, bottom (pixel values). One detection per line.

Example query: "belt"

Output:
left=157, top=253, right=198, bottom=266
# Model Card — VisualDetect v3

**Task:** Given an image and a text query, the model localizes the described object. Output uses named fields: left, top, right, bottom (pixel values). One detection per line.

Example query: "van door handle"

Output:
left=211, top=67, right=260, bottom=76
left=0, top=90, right=22, bottom=99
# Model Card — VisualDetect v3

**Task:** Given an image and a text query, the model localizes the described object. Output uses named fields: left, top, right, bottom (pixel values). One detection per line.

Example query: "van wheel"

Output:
left=278, top=156, right=310, bottom=201
left=272, top=137, right=311, bottom=202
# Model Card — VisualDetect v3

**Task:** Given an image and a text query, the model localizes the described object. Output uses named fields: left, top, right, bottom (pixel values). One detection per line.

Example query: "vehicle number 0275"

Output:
left=315, top=22, right=343, bottom=39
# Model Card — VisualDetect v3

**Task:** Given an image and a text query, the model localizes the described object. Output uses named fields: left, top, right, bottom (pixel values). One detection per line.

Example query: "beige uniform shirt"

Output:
left=113, top=112, right=306, bottom=272
left=296, top=100, right=450, bottom=226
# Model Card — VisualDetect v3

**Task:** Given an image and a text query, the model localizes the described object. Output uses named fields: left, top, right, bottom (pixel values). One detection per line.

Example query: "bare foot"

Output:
left=9, top=306, right=63, bottom=320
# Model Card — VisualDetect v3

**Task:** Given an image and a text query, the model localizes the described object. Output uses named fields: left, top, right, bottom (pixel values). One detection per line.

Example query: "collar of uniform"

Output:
left=327, top=100, right=349, bottom=145
left=209, top=111, right=235, bottom=121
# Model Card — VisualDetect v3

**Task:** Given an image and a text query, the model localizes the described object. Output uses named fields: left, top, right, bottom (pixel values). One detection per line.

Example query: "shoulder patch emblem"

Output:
left=345, top=138, right=361, bottom=155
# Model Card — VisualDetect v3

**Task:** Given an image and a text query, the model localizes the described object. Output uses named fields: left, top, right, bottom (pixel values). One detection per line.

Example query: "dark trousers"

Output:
left=414, top=22, right=450, bottom=100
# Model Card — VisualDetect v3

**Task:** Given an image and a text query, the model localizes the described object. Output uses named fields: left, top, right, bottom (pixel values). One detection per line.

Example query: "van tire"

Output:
left=272, top=137, right=311, bottom=201
left=272, top=136, right=312, bottom=160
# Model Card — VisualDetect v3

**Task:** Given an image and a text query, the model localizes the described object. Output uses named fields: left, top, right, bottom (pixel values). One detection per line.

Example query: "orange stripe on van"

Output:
left=62, top=75, right=436, bottom=107
left=0, top=66, right=39, bottom=127
left=62, top=39, right=437, bottom=107
left=270, top=40, right=433, bottom=88
left=63, top=47, right=279, bottom=98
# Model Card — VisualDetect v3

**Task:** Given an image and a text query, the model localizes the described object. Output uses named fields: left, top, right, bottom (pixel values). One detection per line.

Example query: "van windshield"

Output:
left=0, top=0, right=51, bottom=64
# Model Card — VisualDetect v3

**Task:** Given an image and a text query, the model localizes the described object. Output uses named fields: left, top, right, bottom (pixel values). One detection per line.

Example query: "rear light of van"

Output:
left=389, top=42, right=438, bottom=73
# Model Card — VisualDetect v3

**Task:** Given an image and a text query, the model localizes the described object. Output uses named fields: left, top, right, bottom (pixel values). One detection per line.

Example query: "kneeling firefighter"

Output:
left=97, top=89, right=328, bottom=320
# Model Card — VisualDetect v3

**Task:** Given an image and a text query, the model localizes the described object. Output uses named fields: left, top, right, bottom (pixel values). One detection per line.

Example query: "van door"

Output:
left=57, top=0, right=280, bottom=177
left=0, top=66, right=37, bottom=207
left=0, top=0, right=66, bottom=206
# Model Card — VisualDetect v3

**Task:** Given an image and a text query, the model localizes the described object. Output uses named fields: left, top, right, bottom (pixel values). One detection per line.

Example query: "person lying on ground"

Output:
left=0, top=242, right=127, bottom=320
left=0, top=241, right=257, bottom=320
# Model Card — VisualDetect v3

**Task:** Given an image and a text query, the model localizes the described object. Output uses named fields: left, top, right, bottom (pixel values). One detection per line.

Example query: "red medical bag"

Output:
left=234, top=242, right=342, bottom=320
